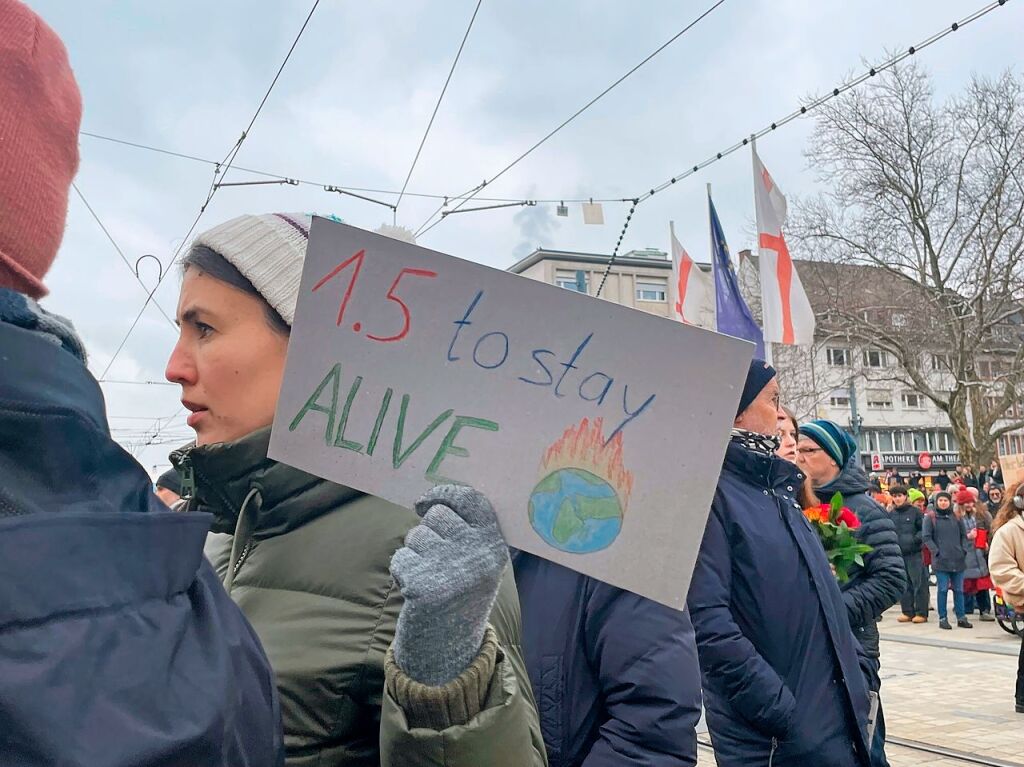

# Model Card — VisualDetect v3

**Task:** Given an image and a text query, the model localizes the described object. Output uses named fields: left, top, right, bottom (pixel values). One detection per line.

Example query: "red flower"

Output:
left=835, top=507, right=860, bottom=529
left=815, top=503, right=860, bottom=529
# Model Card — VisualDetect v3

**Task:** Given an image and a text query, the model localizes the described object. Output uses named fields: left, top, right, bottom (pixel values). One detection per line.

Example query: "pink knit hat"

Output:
left=0, top=0, right=82, bottom=299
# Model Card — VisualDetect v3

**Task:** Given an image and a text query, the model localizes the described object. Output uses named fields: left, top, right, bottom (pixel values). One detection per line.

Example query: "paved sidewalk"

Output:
left=697, top=587, right=1024, bottom=766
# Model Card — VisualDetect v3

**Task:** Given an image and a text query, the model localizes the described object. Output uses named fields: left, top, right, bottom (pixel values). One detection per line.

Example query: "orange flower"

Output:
left=803, top=506, right=825, bottom=524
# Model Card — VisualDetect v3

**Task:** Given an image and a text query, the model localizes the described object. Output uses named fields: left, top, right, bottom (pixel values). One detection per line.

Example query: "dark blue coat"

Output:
left=0, top=320, right=284, bottom=767
left=819, top=459, right=906, bottom=658
left=686, top=442, right=871, bottom=767
left=512, top=551, right=701, bottom=767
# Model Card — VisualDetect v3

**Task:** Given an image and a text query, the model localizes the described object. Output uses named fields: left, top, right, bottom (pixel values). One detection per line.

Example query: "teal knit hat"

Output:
left=799, top=419, right=856, bottom=467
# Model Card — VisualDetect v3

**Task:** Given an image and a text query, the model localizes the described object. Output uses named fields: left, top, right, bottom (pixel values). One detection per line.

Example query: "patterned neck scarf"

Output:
left=730, top=427, right=781, bottom=457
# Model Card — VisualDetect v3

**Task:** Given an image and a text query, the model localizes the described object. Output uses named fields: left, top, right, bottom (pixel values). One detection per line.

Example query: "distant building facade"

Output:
left=507, top=247, right=675, bottom=317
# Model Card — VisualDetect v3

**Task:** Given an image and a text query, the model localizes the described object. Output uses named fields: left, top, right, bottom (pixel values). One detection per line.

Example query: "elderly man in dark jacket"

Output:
left=688, top=361, right=871, bottom=767
left=0, top=3, right=283, bottom=763
left=798, top=419, right=905, bottom=767
left=513, top=552, right=701, bottom=766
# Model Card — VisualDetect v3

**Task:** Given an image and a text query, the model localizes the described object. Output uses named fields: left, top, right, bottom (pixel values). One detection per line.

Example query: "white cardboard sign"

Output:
left=269, top=217, right=753, bottom=608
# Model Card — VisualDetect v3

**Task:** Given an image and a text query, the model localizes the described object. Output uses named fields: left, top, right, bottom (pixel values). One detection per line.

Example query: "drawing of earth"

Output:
left=528, top=468, right=623, bottom=553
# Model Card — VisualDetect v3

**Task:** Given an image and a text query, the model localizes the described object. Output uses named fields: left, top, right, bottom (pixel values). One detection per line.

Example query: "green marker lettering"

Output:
left=393, top=394, right=454, bottom=469
left=426, top=415, right=500, bottom=484
left=366, top=388, right=394, bottom=457
left=333, top=375, right=364, bottom=452
left=289, top=363, right=341, bottom=444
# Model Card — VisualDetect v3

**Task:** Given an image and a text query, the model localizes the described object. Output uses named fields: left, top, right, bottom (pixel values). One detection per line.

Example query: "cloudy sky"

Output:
left=32, top=0, right=1022, bottom=474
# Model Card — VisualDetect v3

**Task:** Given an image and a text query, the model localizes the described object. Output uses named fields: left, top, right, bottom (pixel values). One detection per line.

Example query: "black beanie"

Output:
left=156, top=468, right=182, bottom=495
left=737, top=358, right=777, bottom=416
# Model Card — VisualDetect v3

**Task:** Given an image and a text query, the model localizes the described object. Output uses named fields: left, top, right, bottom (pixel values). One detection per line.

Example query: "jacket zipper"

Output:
left=232, top=539, right=254, bottom=577
left=224, top=487, right=262, bottom=591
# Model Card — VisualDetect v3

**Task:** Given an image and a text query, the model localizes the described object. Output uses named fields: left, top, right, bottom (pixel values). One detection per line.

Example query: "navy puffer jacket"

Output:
left=0, top=320, right=284, bottom=767
left=512, top=552, right=701, bottom=767
left=687, top=441, right=870, bottom=767
left=818, top=458, right=906, bottom=658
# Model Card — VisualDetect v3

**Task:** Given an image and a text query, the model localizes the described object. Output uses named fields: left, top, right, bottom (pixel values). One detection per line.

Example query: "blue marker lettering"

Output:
left=608, top=384, right=656, bottom=443
left=447, top=290, right=484, bottom=362
left=518, top=349, right=555, bottom=386
left=553, top=333, right=593, bottom=398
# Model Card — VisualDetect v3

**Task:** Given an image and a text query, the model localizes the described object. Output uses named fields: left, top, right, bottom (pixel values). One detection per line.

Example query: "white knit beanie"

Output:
left=189, top=212, right=312, bottom=326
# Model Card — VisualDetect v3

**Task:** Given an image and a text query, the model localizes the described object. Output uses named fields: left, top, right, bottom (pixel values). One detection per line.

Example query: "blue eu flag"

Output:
left=709, top=193, right=765, bottom=358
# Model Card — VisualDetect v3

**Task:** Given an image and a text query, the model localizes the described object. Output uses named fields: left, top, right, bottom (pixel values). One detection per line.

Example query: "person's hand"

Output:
left=967, top=528, right=977, bottom=540
left=389, top=485, right=509, bottom=686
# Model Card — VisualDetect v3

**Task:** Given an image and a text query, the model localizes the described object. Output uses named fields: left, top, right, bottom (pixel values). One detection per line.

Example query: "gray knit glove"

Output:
left=389, top=484, right=509, bottom=686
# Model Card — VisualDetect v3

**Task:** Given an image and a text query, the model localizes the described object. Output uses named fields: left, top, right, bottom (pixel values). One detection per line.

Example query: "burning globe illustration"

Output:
left=528, top=418, right=633, bottom=554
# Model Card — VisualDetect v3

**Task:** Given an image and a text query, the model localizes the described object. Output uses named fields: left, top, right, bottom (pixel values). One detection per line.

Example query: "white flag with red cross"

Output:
left=670, top=223, right=713, bottom=328
left=752, top=144, right=815, bottom=345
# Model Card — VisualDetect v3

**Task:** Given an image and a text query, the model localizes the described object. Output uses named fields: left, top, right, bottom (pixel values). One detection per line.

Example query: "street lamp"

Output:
left=848, top=377, right=864, bottom=440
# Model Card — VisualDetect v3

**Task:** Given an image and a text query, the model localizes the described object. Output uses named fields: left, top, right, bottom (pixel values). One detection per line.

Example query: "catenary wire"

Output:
left=394, top=0, right=484, bottom=215
left=71, top=183, right=177, bottom=326
left=98, top=0, right=322, bottom=380
left=594, top=0, right=1011, bottom=296
left=78, top=130, right=630, bottom=206
left=414, top=0, right=730, bottom=237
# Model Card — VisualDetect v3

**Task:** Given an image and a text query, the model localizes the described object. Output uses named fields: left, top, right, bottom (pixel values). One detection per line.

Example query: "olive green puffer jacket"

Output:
left=172, top=427, right=547, bottom=767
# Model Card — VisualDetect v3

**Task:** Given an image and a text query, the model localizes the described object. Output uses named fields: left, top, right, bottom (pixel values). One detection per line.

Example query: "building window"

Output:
left=827, top=347, right=850, bottom=367
left=829, top=389, right=851, bottom=408
left=555, top=270, right=588, bottom=293
left=978, top=359, right=1010, bottom=380
left=931, top=353, right=953, bottom=372
left=866, top=390, right=893, bottom=410
left=877, top=431, right=894, bottom=451
left=901, top=392, right=924, bottom=409
left=635, top=279, right=667, bottom=302
left=863, top=348, right=888, bottom=368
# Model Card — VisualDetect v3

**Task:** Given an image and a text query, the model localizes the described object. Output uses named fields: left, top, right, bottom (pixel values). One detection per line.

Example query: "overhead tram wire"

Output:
left=79, top=130, right=629, bottom=207
left=413, top=0, right=730, bottom=238
left=394, top=0, right=484, bottom=218
left=98, top=0, right=321, bottom=381
left=594, top=0, right=1011, bottom=297
left=71, top=183, right=177, bottom=326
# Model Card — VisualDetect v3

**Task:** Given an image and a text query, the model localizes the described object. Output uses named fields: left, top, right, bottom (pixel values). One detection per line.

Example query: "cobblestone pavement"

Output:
left=698, top=586, right=1024, bottom=765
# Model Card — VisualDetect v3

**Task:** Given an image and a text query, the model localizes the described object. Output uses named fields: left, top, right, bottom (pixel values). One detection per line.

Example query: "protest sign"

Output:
left=269, top=217, right=753, bottom=608
left=1001, top=452, right=1024, bottom=488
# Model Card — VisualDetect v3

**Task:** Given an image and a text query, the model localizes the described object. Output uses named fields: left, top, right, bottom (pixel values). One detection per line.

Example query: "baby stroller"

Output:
left=993, top=587, right=1024, bottom=637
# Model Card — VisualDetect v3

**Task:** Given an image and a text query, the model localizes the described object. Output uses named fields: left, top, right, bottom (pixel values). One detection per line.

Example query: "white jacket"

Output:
left=990, top=514, right=1024, bottom=611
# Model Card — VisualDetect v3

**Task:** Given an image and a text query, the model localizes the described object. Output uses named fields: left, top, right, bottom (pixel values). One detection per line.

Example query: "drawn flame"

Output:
left=541, top=417, right=634, bottom=508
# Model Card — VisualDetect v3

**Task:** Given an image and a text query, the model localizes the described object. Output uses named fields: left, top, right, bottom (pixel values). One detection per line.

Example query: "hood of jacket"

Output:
left=171, top=426, right=364, bottom=540
left=0, top=320, right=167, bottom=518
left=819, top=455, right=871, bottom=499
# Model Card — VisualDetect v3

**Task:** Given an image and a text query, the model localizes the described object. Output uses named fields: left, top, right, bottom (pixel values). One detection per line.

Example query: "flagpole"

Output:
left=669, top=219, right=679, bottom=323
left=707, top=185, right=717, bottom=330
left=748, top=137, right=774, bottom=366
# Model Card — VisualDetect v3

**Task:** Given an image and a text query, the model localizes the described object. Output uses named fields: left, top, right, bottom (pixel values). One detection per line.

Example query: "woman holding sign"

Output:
left=165, top=213, right=546, bottom=767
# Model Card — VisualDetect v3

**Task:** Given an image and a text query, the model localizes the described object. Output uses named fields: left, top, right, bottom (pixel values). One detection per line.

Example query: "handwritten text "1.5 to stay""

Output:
left=307, top=248, right=656, bottom=446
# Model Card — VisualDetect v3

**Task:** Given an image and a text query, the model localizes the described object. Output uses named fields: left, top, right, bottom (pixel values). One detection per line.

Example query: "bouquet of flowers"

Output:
left=803, top=492, right=873, bottom=583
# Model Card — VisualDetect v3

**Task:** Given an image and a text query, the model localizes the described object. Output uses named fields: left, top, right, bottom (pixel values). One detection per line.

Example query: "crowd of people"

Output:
left=872, top=470, right=1009, bottom=628
left=3, top=2, right=1024, bottom=766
